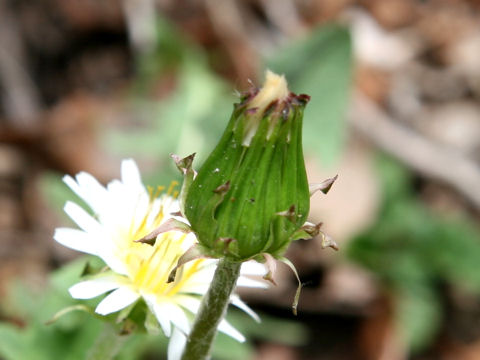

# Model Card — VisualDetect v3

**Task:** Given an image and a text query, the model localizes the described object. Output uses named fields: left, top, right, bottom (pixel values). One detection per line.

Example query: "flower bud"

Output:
left=184, top=71, right=311, bottom=261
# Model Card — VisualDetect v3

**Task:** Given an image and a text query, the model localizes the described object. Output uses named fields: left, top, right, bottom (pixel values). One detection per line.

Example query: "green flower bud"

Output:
left=185, top=71, right=311, bottom=261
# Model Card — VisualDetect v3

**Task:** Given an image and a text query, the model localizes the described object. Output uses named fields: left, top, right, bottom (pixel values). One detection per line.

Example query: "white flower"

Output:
left=54, top=159, right=267, bottom=359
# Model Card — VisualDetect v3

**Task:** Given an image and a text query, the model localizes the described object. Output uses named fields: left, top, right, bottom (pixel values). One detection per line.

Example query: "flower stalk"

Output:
left=181, top=258, right=241, bottom=360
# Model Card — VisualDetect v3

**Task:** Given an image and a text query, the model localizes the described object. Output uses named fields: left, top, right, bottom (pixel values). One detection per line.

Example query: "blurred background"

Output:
left=1, top=0, right=480, bottom=359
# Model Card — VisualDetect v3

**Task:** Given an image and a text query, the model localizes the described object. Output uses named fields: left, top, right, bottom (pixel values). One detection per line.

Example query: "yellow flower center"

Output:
left=118, top=182, right=205, bottom=298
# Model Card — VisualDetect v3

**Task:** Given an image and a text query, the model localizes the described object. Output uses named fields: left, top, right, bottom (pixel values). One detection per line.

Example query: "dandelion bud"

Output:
left=185, top=70, right=311, bottom=261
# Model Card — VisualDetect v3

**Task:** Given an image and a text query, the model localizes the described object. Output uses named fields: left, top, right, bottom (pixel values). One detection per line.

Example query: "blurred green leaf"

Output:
left=213, top=332, right=253, bottom=360
left=39, top=172, right=87, bottom=224
left=0, top=324, right=24, bottom=360
left=135, top=16, right=189, bottom=83
left=395, top=286, right=441, bottom=351
left=347, top=157, right=480, bottom=352
left=266, top=24, right=352, bottom=166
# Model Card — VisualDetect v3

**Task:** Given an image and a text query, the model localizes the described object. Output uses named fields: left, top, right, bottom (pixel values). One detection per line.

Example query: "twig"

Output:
left=121, top=0, right=157, bottom=56
left=349, top=91, right=480, bottom=211
left=259, top=0, right=306, bottom=37
left=0, top=1, right=41, bottom=126
left=203, top=0, right=258, bottom=83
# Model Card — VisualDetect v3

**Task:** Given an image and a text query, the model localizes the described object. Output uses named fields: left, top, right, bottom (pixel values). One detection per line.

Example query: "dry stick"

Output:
left=350, top=91, right=480, bottom=211
left=204, top=0, right=258, bottom=83
left=121, top=0, right=157, bottom=55
left=0, top=1, right=41, bottom=126
left=259, top=0, right=306, bottom=36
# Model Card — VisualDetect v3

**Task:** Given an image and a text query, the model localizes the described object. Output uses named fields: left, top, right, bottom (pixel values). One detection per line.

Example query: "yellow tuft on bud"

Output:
left=248, top=70, right=289, bottom=111
left=243, top=70, right=290, bottom=146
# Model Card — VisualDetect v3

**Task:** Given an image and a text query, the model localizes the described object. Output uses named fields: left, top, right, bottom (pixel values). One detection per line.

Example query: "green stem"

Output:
left=181, top=258, right=242, bottom=360
left=87, top=323, right=128, bottom=360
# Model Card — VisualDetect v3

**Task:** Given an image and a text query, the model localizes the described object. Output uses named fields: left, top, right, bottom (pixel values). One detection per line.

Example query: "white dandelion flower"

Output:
left=54, top=159, right=267, bottom=359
